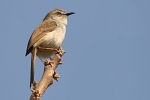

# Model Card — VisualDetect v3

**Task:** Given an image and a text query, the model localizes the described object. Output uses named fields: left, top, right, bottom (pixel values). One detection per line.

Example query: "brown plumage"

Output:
left=26, top=20, right=57, bottom=56
left=26, top=20, right=57, bottom=87
left=25, top=8, right=74, bottom=88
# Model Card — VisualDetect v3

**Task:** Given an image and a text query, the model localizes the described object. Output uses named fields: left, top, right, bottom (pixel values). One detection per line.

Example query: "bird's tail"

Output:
left=30, top=48, right=37, bottom=88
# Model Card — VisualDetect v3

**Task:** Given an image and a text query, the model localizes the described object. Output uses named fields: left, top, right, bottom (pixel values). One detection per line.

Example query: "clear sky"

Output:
left=0, top=0, right=150, bottom=100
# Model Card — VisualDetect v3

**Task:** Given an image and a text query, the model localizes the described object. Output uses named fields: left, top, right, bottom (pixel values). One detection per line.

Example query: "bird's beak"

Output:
left=66, top=12, right=75, bottom=16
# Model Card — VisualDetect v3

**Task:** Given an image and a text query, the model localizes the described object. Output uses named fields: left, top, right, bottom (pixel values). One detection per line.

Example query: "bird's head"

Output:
left=43, top=8, right=75, bottom=25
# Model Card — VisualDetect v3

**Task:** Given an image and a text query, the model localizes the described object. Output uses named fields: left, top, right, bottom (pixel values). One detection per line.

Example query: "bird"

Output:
left=25, top=8, right=75, bottom=87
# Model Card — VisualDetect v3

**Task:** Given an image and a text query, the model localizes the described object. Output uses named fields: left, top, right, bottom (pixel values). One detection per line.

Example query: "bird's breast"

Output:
left=34, top=24, right=66, bottom=58
left=38, top=25, right=66, bottom=48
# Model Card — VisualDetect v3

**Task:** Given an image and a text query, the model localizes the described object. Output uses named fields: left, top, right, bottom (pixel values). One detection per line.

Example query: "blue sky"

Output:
left=0, top=0, right=150, bottom=100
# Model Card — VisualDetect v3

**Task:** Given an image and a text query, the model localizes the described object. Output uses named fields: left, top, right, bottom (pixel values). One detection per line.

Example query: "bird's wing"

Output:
left=25, top=20, right=57, bottom=56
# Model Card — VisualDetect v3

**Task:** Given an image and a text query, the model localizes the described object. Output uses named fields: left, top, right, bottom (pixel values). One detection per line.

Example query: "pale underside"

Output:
left=35, top=28, right=66, bottom=59
left=26, top=20, right=66, bottom=59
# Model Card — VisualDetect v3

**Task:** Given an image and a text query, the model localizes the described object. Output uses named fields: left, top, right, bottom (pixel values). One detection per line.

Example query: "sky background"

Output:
left=0, top=0, right=150, bottom=100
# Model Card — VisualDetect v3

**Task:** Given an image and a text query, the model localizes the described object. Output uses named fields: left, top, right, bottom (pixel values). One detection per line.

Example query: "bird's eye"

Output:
left=57, top=12, right=62, bottom=15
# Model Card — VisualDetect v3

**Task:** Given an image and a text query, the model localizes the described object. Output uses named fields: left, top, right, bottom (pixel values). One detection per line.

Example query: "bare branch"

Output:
left=29, top=50, right=65, bottom=100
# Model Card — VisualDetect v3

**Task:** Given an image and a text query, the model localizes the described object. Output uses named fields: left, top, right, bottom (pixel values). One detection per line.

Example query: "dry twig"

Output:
left=29, top=49, right=65, bottom=100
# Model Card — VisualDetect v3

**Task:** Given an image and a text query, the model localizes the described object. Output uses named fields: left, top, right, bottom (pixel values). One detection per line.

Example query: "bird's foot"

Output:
left=37, top=46, right=65, bottom=56
left=55, top=48, right=65, bottom=57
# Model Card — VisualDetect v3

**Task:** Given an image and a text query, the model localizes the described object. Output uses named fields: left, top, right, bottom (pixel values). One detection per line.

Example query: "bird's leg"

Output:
left=37, top=46, right=59, bottom=63
left=37, top=46, right=59, bottom=52
left=37, top=46, right=64, bottom=64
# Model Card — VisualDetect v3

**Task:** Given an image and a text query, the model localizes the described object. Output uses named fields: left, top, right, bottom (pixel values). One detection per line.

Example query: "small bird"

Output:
left=25, top=8, right=74, bottom=87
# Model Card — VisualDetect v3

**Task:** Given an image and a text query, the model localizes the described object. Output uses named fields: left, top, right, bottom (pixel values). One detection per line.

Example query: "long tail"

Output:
left=30, top=48, right=37, bottom=88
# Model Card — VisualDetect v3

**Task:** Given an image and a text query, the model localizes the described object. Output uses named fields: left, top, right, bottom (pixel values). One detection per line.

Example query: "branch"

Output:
left=29, top=50, right=65, bottom=100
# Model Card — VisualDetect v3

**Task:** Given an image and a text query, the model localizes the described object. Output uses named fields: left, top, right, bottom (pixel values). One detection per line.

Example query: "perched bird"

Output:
left=25, top=8, right=74, bottom=87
